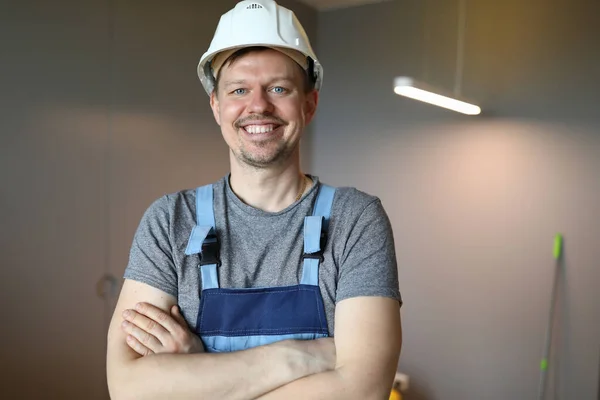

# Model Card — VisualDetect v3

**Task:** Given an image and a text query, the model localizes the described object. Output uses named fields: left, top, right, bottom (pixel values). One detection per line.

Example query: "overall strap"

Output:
left=312, top=184, right=336, bottom=227
left=185, top=184, right=219, bottom=289
left=301, top=184, right=336, bottom=286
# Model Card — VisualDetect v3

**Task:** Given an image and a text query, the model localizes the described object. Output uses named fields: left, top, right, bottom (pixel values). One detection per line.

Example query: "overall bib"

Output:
left=184, top=183, right=336, bottom=353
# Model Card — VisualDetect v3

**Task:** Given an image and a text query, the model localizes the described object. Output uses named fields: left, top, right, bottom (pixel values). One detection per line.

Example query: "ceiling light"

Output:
left=394, top=0, right=482, bottom=115
left=394, top=77, right=481, bottom=115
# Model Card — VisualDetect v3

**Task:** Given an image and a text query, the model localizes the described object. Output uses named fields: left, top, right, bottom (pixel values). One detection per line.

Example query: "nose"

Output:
left=247, top=89, right=274, bottom=114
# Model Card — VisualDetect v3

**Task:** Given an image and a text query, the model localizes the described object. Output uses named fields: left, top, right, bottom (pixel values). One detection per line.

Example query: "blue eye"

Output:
left=233, top=88, right=247, bottom=95
left=271, top=86, right=287, bottom=94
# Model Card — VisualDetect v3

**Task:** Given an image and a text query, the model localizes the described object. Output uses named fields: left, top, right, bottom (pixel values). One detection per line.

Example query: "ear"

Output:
left=303, top=89, right=319, bottom=125
left=210, top=91, right=221, bottom=126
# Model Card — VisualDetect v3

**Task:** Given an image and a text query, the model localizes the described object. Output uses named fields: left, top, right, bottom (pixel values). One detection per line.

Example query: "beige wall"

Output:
left=2, top=0, right=598, bottom=398
left=313, top=0, right=600, bottom=399
left=0, top=0, right=317, bottom=398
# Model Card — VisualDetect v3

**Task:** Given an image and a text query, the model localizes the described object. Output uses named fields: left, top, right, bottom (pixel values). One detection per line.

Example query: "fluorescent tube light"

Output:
left=394, top=76, right=481, bottom=116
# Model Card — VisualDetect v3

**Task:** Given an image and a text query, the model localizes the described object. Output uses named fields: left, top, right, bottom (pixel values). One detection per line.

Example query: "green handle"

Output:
left=553, top=234, right=563, bottom=260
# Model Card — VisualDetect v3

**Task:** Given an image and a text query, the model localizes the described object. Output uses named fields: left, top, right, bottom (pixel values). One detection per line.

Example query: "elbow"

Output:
left=359, top=385, right=395, bottom=400
left=108, top=376, right=143, bottom=400
left=341, top=388, right=390, bottom=400
left=107, top=388, right=127, bottom=400
left=353, top=386, right=394, bottom=400
left=335, top=369, right=393, bottom=400
left=337, top=364, right=396, bottom=400
left=107, top=381, right=129, bottom=400
left=107, top=360, right=141, bottom=400
left=107, top=374, right=133, bottom=400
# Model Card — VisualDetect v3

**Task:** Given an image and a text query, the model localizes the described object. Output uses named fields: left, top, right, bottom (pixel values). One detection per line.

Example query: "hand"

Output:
left=121, top=303, right=205, bottom=356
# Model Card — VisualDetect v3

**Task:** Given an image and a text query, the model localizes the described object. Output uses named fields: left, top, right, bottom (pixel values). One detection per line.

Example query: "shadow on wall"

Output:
left=401, top=240, right=570, bottom=400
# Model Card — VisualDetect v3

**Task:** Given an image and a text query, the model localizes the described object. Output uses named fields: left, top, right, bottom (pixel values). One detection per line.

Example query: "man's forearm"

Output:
left=108, top=340, right=327, bottom=400
left=256, top=365, right=393, bottom=400
left=257, top=297, right=402, bottom=400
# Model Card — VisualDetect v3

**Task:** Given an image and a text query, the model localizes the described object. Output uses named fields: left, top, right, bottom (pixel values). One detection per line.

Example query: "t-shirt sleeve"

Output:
left=123, top=195, right=178, bottom=297
left=336, top=199, right=402, bottom=306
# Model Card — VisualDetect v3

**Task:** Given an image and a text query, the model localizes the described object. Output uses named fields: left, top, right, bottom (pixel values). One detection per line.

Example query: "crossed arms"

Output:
left=106, top=280, right=402, bottom=400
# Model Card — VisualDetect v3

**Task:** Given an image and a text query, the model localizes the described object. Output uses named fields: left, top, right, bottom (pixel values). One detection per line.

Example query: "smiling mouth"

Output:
left=242, top=124, right=282, bottom=134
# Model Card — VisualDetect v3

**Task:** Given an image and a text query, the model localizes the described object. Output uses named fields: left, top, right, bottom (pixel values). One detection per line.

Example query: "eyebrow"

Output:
left=222, top=77, right=295, bottom=88
left=222, top=79, right=247, bottom=87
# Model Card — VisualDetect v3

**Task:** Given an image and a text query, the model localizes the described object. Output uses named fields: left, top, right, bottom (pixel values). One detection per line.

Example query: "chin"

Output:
left=239, top=150, right=290, bottom=168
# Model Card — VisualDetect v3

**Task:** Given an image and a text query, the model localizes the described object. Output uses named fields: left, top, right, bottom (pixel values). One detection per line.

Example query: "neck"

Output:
left=229, top=153, right=309, bottom=213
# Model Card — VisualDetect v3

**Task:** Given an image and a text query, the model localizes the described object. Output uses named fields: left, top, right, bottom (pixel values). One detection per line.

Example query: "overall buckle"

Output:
left=200, top=235, right=221, bottom=267
left=301, top=252, right=324, bottom=263
left=301, top=231, right=326, bottom=263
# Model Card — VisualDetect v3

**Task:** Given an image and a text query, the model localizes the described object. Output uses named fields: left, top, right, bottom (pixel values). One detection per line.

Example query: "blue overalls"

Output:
left=184, top=183, right=336, bottom=352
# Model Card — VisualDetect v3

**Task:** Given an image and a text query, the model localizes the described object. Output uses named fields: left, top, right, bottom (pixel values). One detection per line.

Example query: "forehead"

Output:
left=220, top=49, right=304, bottom=82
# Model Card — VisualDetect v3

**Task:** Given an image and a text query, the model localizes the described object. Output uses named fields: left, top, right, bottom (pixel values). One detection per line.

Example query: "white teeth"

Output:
left=244, top=124, right=275, bottom=134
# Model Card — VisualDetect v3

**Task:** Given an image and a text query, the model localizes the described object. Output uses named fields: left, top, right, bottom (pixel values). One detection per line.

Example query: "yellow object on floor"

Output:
left=389, top=388, right=402, bottom=400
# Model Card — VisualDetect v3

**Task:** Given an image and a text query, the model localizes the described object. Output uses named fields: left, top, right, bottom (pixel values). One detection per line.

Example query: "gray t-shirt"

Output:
left=124, top=175, right=401, bottom=335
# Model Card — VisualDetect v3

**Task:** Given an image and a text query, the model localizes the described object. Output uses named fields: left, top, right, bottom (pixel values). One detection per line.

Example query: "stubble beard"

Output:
left=236, top=134, right=294, bottom=169
left=234, top=117, right=300, bottom=168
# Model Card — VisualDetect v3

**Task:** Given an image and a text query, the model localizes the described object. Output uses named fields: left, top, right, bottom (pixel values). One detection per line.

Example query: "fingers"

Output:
left=125, top=334, right=154, bottom=356
left=122, top=308, right=171, bottom=345
left=170, top=305, right=189, bottom=327
left=132, top=302, right=178, bottom=333
left=121, top=319, right=162, bottom=353
left=122, top=303, right=204, bottom=355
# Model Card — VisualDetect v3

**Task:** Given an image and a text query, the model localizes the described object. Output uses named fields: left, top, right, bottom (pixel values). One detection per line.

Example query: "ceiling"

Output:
left=295, top=0, right=393, bottom=11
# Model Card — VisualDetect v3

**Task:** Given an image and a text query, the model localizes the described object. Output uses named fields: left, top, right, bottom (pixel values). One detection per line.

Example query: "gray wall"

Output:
left=0, top=0, right=317, bottom=398
left=2, top=0, right=598, bottom=398
left=314, top=0, right=599, bottom=399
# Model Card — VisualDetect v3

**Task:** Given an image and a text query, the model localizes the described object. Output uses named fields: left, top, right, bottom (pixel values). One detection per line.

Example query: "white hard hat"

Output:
left=197, top=0, right=323, bottom=95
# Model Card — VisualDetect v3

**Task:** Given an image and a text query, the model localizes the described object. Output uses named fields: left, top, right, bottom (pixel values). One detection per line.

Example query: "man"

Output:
left=106, top=1, right=402, bottom=399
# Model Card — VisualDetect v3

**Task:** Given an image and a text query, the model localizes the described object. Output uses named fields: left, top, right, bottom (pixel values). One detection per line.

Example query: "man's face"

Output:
left=210, top=49, right=318, bottom=169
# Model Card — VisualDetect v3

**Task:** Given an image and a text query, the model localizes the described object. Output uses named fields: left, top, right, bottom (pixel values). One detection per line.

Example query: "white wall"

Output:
left=313, top=0, right=599, bottom=399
